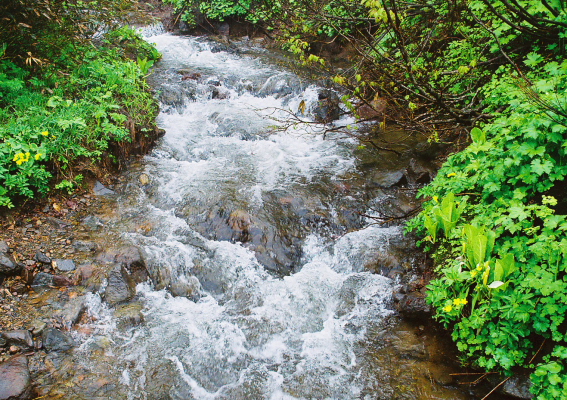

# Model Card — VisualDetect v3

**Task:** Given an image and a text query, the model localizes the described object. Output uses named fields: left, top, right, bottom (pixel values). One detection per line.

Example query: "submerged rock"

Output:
left=170, top=276, right=202, bottom=300
left=42, top=328, right=75, bottom=352
left=54, top=296, right=86, bottom=328
left=103, top=265, right=136, bottom=305
left=114, top=302, right=145, bottom=330
left=0, top=355, right=33, bottom=400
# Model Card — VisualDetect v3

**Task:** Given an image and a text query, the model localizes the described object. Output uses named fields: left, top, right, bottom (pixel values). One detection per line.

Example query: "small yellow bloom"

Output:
left=41, top=130, right=49, bottom=136
left=454, top=298, right=468, bottom=306
left=447, top=172, right=457, bottom=177
left=443, top=305, right=453, bottom=313
left=433, top=196, right=439, bottom=202
left=35, top=153, right=42, bottom=160
left=470, top=270, right=478, bottom=278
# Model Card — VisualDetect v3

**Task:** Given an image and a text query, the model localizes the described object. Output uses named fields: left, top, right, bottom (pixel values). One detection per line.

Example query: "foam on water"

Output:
left=78, top=33, right=404, bottom=399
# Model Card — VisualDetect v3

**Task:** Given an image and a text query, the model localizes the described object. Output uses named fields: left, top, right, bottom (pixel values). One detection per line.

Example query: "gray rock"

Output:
left=82, top=215, right=104, bottom=231
left=0, top=253, right=18, bottom=275
left=31, top=272, right=73, bottom=288
left=0, top=355, right=33, bottom=400
left=114, top=302, right=145, bottom=329
left=0, top=241, right=9, bottom=254
left=104, top=265, right=136, bottom=305
left=371, top=170, right=406, bottom=188
left=1, top=331, right=33, bottom=349
left=31, top=272, right=54, bottom=287
left=28, top=320, right=47, bottom=336
left=311, top=89, right=341, bottom=123
left=72, top=240, right=98, bottom=253
left=35, top=251, right=51, bottom=264
left=501, top=375, right=533, bottom=399
left=93, top=181, right=115, bottom=196
left=54, top=296, right=86, bottom=328
left=114, top=246, right=148, bottom=284
left=42, top=328, right=75, bottom=352
left=393, top=290, right=432, bottom=320
left=170, top=276, right=202, bottom=299
left=53, top=259, right=76, bottom=272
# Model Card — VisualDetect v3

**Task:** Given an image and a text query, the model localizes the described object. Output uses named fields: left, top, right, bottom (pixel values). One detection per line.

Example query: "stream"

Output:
left=31, top=30, right=491, bottom=399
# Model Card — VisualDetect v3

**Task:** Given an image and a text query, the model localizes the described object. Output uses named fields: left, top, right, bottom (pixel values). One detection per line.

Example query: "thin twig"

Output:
left=481, top=377, right=510, bottom=400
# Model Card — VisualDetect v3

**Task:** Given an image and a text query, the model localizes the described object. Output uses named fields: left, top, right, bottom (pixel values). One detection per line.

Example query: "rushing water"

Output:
left=39, top=31, right=480, bottom=400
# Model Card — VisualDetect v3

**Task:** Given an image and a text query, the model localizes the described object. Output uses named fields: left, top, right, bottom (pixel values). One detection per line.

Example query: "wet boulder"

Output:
left=42, top=328, right=75, bottom=352
left=311, top=89, right=341, bottom=123
left=170, top=276, right=202, bottom=300
left=114, top=246, right=149, bottom=284
left=0, top=356, right=33, bottom=400
left=31, top=272, right=74, bottom=288
left=0, top=252, right=18, bottom=276
left=393, top=288, right=432, bottom=320
left=500, top=375, right=533, bottom=399
left=103, top=265, right=136, bottom=306
left=114, top=302, right=145, bottom=330
left=1, top=331, right=33, bottom=350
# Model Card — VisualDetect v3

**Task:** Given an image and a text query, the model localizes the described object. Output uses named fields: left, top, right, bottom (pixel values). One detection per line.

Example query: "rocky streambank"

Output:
left=0, top=180, right=154, bottom=398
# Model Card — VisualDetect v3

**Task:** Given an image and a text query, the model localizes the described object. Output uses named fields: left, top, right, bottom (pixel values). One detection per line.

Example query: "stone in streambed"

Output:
left=103, top=265, right=136, bottom=305
left=53, top=296, right=86, bottom=328
left=0, top=253, right=18, bottom=275
left=1, top=331, right=33, bottom=349
left=93, top=181, right=115, bottom=196
left=0, top=355, right=33, bottom=400
left=34, top=251, right=51, bottom=265
left=72, top=240, right=98, bottom=253
left=114, top=302, right=145, bottom=329
left=0, top=241, right=9, bottom=254
left=42, top=328, right=75, bottom=352
left=52, top=259, right=76, bottom=272
left=31, top=272, right=74, bottom=287
left=170, top=276, right=202, bottom=300
left=113, top=246, right=149, bottom=284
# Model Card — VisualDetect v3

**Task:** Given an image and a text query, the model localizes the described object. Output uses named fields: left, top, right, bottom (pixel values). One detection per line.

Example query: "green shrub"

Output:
left=0, top=27, right=159, bottom=208
left=409, top=53, right=567, bottom=398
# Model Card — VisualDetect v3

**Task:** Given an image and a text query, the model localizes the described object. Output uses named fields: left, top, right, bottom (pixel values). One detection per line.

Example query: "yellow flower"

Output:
left=447, top=172, right=457, bottom=177
left=41, top=130, right=49, bottom=136
left=443, top=305, right=453, bottom=313
left=454, top=298, right=468, bottom=306
left=433, top=196, right=439, bottom=202
left=470, top=270, right=478, bottom=278
left=35, top=153, right=43, bottom=160
left=13, top=152, right=27, bottom=165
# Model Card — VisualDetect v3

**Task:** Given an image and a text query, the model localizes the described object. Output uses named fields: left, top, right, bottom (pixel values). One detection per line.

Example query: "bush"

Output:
left=0, top=27, right=160, bottom=208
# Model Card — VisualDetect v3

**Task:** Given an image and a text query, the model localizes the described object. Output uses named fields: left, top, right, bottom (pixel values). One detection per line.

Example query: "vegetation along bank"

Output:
left=166, top=0, right=567, bottom=398
left=0, top=0, right=163, bottom=208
